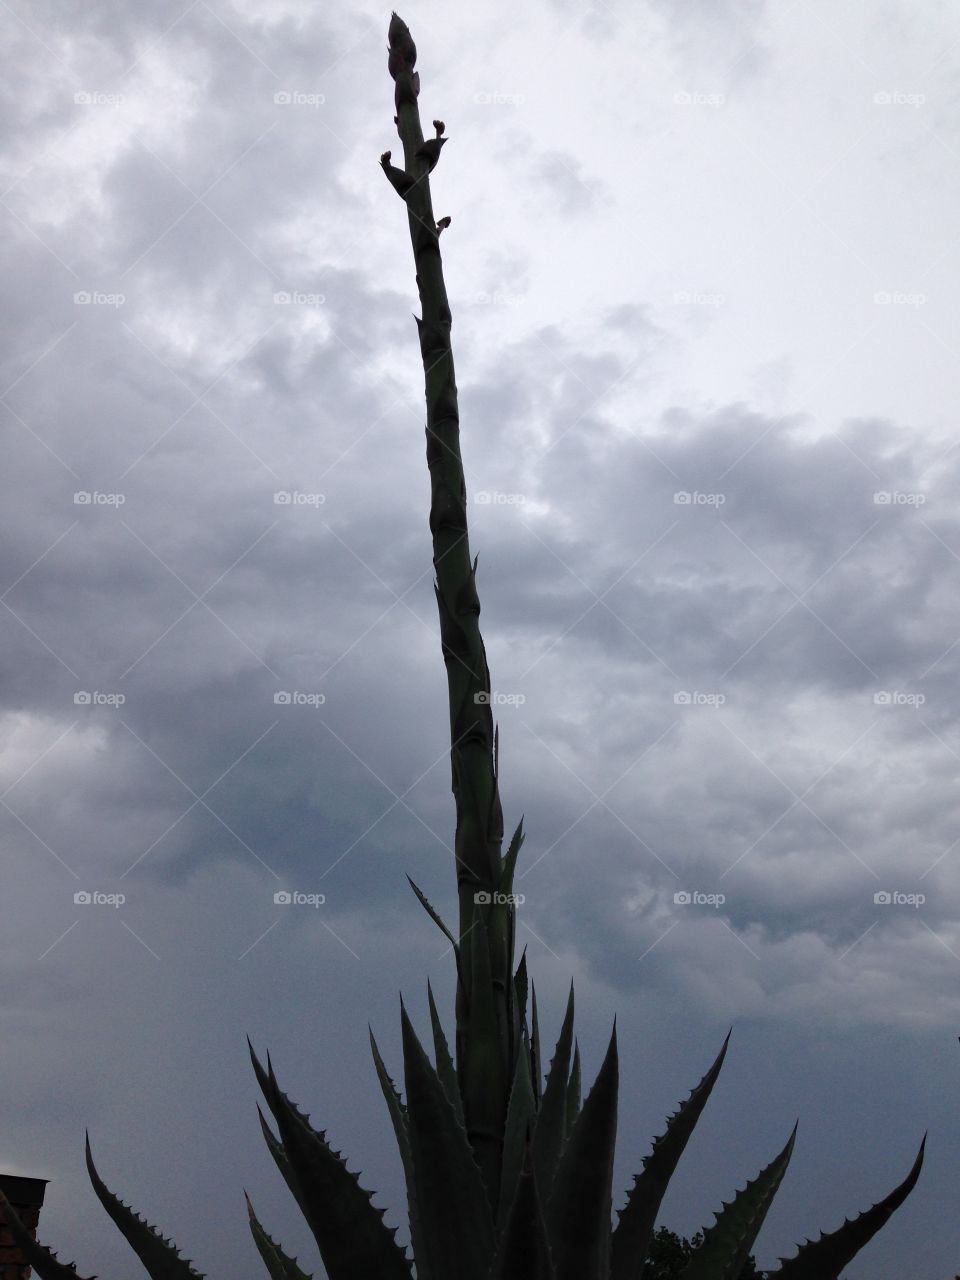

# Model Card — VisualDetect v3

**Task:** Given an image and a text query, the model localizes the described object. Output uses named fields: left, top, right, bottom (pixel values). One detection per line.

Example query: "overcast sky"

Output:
left=1, top=1, right=959, bottom=1277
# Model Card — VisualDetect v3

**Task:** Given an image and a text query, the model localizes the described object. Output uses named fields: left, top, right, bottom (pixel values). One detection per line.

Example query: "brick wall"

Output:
left=0, top=1175, right=49, bottom=1280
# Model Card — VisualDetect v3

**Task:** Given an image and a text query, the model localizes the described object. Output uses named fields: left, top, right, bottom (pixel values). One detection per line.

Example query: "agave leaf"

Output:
left=680, top=1124, right=797, bottom=1280
left=493, top=1135, right=555, bottom=1280
left=427, top=978, right=464, bottom=1124
left=530, top=982, right=543, bottom=1104
left=400, top=1000, right=495, bottom=1280
left=513, top=949, right=529, bottom=1049
left=465, top=900, right=507, bottom=1207
left=611, top=1031, right=731, bottom=1280
left=249, top=1041, right=412, bottom=1280
left=532, top=982, right=575, bottom=1198
left=497, top=818, right=525, bottom=897
left=0, top=1190, right=97, bottom=1280
left=245, top=1192, right=313, bottom=1280
left=369, top=1027, right=411, bottom=1166
left=768, top=1135, right=925, bottom=1280
left=565, top=1040, right=581, bottom=1134
left=406, top=875, right=459, bottom=953
left=256, top=1103, right=296, bottom=1188
left=369, top=1028, right=433, bottom=1280
left=545, top=1023, right=619, bottom=1280
left=86, top=1135, right=204, bottom=1279
left=498, top=1028, right=538, bottom=1230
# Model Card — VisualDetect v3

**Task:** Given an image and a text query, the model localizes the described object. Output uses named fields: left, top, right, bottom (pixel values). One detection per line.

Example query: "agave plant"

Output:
left=1, top=12, right=928, bottom=1280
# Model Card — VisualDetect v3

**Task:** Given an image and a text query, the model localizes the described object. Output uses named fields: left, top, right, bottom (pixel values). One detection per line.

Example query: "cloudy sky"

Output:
left=1, top=0, right=959, bottom=1276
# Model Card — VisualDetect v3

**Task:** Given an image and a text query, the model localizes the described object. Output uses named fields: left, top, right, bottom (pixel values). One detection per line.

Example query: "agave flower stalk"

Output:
left=382, top=10, right=513, bottom=1201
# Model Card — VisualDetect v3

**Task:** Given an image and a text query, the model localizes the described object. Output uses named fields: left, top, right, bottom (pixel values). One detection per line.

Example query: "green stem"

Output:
left=384, top=12, right=509, bottom=1206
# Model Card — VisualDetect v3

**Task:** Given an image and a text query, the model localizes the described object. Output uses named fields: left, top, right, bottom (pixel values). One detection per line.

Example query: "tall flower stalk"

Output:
left=382, top=11, right=512, bottom=1204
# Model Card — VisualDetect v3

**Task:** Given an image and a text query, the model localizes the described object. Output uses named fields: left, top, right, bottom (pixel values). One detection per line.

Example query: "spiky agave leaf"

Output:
left=498, top=1028, right=538, bottom=1230
left=512, top=949, right=529, bottom=1052
left=497, top=818, right=525, bottom=898
left=680, top=1125, right=797, bottom=1280
left=406, top=875, right=465, bottom=993
left=249, top=1040, right=412, bottom=1280
left=493, top=1134, right=555, bottom=1280
left=530, top=982, right=543, bottom=1104
left=400, top=1000, right=495, bottom=1280
left=565, top=1041, right=581, bottom=1134
left=245, top=1192, right=313, bottom=1280
left=768, top=1135, right=926, bottom=1280
left=85, top=1135, right=204, bottom=1279
left=465, top=901, right=507, bottom=1207
left=0, top=1190, right=97, bottom=1280
left=533, top=982, right=575, bottom=1200
left=545, top=1024, right=619, bottom=1280
left=427, top=978, right=464, bottom=1125
left=369, top=1027, right=433, bottom=1280
left=611, top=1031, right=731, bottom=1280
